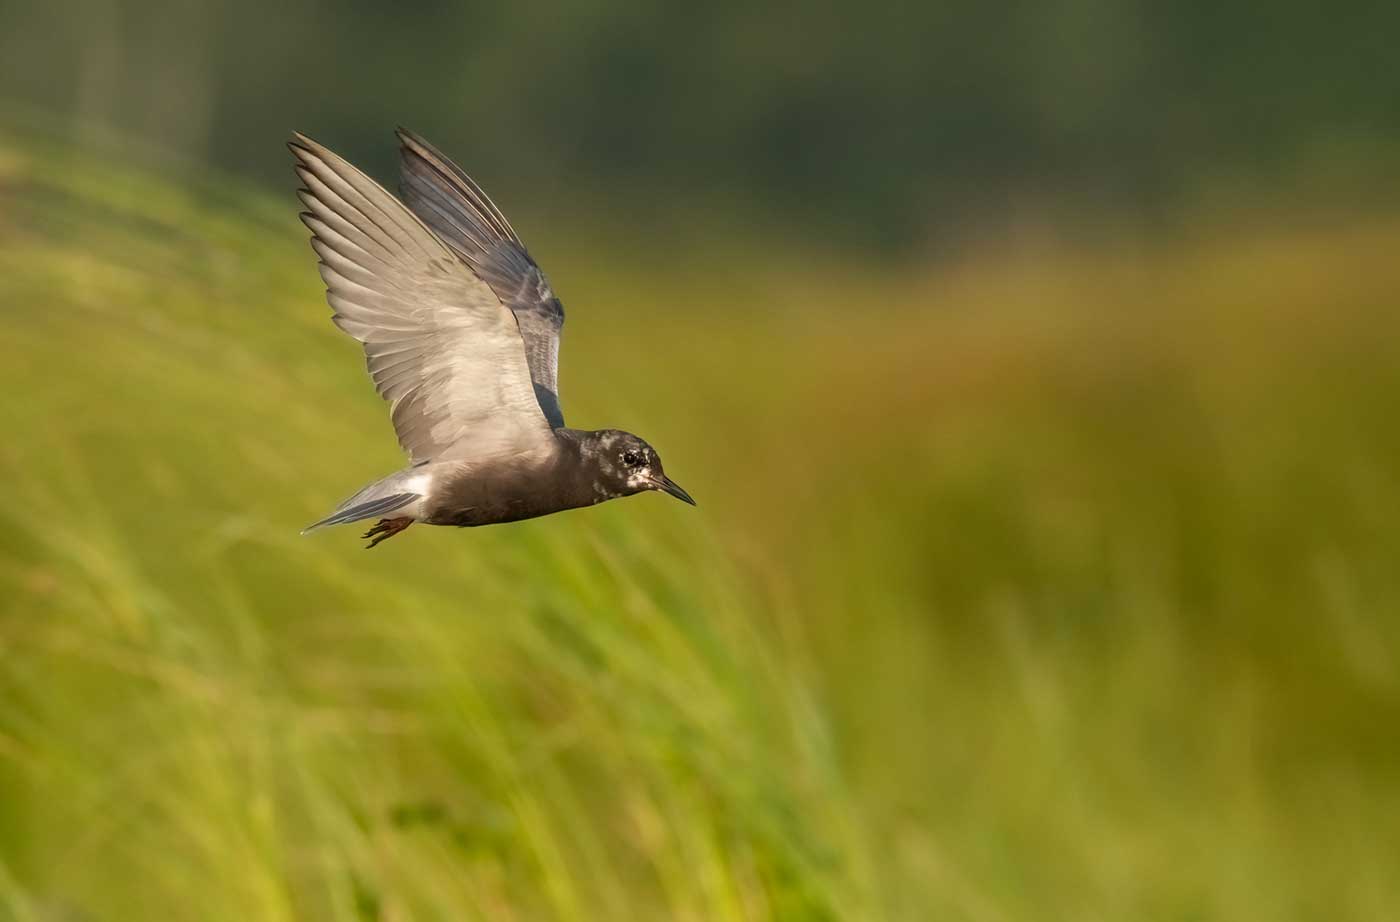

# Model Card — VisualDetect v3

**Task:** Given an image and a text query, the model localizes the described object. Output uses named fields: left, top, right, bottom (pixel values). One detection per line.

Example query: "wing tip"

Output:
left=289, top=132, right=337, bottom=171
left=392, top=128, right=523, bottom=247
left=396, top=125, right=429, bottom=152
left=287, top=132, right=312, bottom=158
left=396, top=127, right=448, bottom=174
left=295, top=128, right=444, bottom=172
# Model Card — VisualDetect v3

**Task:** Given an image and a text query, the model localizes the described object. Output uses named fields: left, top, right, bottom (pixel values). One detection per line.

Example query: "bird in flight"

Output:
left=291, top=129, right=694, bottom=548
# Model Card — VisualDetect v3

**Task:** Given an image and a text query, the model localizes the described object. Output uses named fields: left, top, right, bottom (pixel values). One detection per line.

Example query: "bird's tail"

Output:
left=302, top=467, right=427, bottom=535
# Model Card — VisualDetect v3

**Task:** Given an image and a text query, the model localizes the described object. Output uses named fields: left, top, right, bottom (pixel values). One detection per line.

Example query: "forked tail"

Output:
left=302, top=464, right=429, bottom=534
left=301, top=492, right=419, bottom=534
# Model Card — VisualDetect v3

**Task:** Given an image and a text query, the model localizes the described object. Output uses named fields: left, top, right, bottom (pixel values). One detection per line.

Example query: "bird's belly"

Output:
left=423, top=471, right=581, bottom=528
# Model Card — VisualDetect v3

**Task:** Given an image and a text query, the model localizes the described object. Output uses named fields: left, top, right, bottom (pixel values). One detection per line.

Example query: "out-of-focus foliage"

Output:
left=3, top=0, right=1400, bottom=246
left=2, top=2, right=1399, bottom=917
left=2, top=126, right=1400, bottom=920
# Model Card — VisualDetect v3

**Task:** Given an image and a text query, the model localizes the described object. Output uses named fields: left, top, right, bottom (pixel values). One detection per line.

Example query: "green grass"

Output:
left=2, top=124, right=1400, bottom=920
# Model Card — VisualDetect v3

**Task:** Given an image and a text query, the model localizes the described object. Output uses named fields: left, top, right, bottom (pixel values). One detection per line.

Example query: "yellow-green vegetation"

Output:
left=2, top=127, right=1399, bottom=921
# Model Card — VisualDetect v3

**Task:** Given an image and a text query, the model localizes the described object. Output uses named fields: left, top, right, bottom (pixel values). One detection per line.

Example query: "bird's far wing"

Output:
left=290, top=133, right=553, bottom=463
left=396, top=128, right=566, bottom=429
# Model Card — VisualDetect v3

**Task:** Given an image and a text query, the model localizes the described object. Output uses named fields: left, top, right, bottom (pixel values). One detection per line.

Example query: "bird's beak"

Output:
left=649, top=474, right=696, bottom=506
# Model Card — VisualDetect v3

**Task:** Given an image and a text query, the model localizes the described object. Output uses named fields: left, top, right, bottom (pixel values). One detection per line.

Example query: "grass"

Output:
left=1, top=123, right=1400, bottom=920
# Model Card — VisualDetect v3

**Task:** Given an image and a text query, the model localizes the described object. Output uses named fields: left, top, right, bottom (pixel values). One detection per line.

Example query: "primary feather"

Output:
left=397, top=128, right=567, bottom=428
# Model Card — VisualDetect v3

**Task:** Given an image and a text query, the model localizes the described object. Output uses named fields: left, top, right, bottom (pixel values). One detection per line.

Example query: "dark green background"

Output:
left=5, top=0, right=1399, bottom=245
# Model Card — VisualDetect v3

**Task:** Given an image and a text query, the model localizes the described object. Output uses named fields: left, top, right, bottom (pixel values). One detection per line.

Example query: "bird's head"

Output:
left=587, top=430, right=695, bottom=506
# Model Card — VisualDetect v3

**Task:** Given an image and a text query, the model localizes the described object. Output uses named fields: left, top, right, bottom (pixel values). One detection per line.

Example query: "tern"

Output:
left=291, top=130, right=694, bottom=548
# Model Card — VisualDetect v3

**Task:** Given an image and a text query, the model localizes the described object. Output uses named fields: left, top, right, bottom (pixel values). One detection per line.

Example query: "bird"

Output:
left=290, top=129, right=694, bottom=548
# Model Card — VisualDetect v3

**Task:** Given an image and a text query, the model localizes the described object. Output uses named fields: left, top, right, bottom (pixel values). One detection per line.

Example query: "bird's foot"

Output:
left=363, top=517, right=413, bottom=549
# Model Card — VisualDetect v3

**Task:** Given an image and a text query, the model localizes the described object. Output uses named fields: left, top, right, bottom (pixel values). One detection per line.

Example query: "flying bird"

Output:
left=291, top=129, right=694, bottom=548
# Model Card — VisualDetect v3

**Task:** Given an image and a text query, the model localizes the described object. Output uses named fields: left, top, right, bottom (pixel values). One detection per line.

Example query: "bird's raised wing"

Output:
left=290, top=133, right=552, bottom=463
left=396, top=129, right=567, bottom=428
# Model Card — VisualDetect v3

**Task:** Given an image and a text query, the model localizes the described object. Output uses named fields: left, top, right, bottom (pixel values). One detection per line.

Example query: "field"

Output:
left=2, top=126, right=1399, bottom=920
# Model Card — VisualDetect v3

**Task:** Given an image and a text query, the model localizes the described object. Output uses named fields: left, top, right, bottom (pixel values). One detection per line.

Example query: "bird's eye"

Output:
left=622, top=450, right=642, bottom=467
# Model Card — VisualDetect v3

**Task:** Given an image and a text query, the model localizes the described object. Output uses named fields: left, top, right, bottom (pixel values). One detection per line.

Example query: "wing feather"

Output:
left=396, top=128, right=567, bottom=428
left=290, top=132, right=551, bottom=463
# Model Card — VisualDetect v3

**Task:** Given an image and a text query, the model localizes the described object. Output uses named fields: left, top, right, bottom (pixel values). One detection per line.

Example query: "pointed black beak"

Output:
left=650, top=474, right=696, bottom=506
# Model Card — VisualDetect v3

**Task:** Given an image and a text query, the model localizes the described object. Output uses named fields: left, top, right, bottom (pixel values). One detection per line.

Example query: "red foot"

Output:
left=363, top=517, right=413, bottom=549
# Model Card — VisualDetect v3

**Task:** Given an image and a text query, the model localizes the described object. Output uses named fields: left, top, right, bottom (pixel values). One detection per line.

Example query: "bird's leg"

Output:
left=362, top=517, right=413, bottom=549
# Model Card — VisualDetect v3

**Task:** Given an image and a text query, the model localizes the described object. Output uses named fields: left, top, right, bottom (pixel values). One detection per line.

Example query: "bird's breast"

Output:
left=422, top=452, right=592, bottom=527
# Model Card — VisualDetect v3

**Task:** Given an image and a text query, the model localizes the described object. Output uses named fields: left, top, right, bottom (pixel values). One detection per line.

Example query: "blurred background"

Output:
left=2, top=1, right=1399, bottom=919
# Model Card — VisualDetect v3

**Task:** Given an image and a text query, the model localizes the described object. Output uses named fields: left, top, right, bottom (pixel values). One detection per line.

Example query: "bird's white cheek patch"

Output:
left=626, top=467, right=654, bottom=490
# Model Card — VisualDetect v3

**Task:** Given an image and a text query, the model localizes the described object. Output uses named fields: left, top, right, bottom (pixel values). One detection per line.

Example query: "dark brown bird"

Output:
left=291, top=130, right=694, bottom=548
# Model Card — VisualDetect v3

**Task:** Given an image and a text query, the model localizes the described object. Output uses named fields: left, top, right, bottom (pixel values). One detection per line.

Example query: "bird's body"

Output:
left=291, top=130, right=693, bottom=546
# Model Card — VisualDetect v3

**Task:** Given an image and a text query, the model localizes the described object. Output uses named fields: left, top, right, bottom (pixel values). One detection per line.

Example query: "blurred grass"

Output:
left=1, top=124, right=1399, bottom=920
